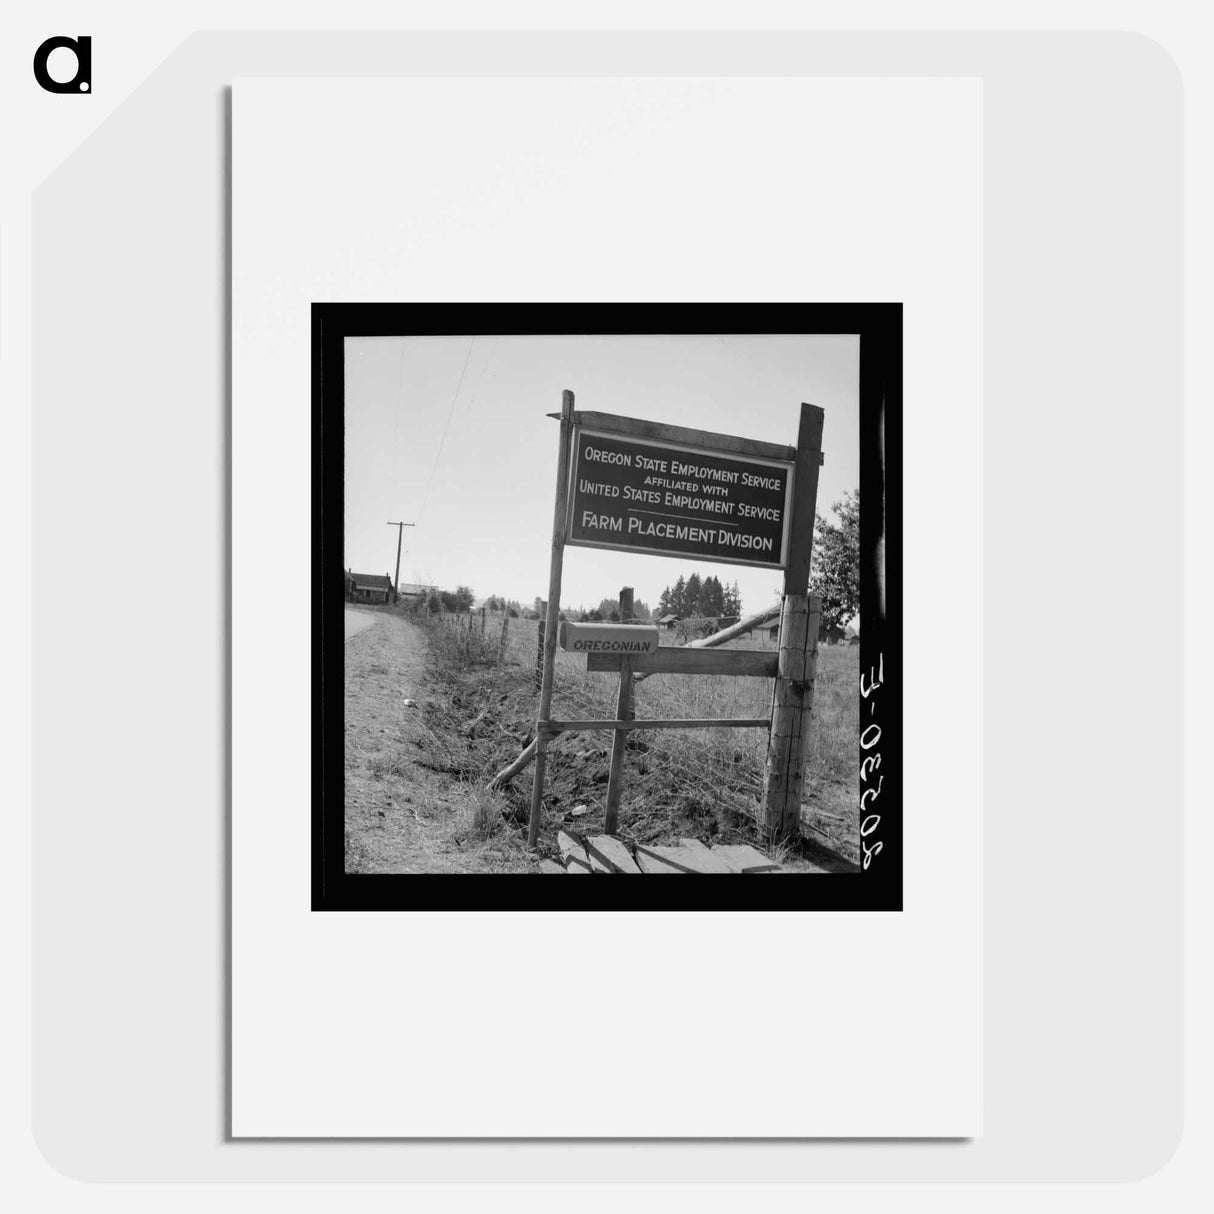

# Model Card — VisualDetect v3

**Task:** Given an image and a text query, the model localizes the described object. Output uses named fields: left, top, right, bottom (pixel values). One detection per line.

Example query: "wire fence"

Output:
left=397, top=604, right=860, bottom=857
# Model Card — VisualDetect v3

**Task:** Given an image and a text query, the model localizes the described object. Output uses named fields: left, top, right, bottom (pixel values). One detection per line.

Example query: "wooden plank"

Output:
left=586, top=835, right=641, bottom=873
left=634, top=847, right=689, bottom=874
left=538, top=859, right=567, bottom=874
left=631, top=603, right=784, bottom=685
left=572, top=410, right=797, bottom=464
left=541, top=717, right=769, bottom=734
left=635, top=845, right=710, bottom=874
left=671, top=840, right=733, bottom=873
left=711, top=844, right=782, bottom=874
left=588, top=648, right=778, bottom=678
left=557, top=830, right=588, bottom=866
left=559, top=620, right=660, bottom=655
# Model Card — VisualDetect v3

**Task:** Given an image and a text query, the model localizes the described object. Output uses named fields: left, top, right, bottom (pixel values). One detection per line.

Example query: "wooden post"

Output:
left=602, top=587, right=634, bottom=835
left=762, top=403, right=825, bottom=844
left=527, top=393, right=575, bottom=849
left=534, top=617, right=546, bottom=693
left=783, top=404, right=825, bottom=599
left=763, top=594, right=821, bottom=842
left=618, top=586, right=634, bottom=624
left=481, top=606, right=486, bottom=634
left=498, top=612, right=510, bottom=661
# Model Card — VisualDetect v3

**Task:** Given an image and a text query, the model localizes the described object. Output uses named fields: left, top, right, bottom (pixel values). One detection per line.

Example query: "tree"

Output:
left=699, top=575, right=725, bottom=619
left=451, top=584, right=476, bottom=612
left=658, top=573, right=737, bottom=620
left=684, top=573, right=703, bottom=617
left=722, top=580, right=743, bottom=620
left=810, top=490, right=861, bottom=634
left=670, top=575, right=687, bottom=617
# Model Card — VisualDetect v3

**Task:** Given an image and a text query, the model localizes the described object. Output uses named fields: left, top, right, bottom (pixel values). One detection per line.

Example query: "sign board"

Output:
left=565, top=426, right=794, bottom=569
left=557, top=621, right=660, bottom=655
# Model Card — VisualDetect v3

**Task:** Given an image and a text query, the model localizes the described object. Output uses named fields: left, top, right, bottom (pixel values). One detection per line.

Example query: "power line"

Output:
left=416, top=336, right=475, bottom=523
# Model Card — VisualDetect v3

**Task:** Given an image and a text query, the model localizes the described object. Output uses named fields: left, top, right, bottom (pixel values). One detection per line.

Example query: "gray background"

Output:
left=31, top=31, right=1181, bottom=1180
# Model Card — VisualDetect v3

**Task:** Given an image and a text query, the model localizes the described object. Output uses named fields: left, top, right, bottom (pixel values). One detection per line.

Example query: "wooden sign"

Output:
left=527, top=397, right=825, bottom=853
left=586, top=647, right=778, bottom=678
left=558, top=620, right=660, bottom=655
left=564, top=415, right=795, bottom=570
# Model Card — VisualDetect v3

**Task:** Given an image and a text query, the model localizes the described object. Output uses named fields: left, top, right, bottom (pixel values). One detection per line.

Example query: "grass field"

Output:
left=378, top=606, right=861, bottom=868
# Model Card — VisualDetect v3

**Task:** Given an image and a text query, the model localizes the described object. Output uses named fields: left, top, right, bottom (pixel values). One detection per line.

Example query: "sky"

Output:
left=344, top=334, right=859, bottom=618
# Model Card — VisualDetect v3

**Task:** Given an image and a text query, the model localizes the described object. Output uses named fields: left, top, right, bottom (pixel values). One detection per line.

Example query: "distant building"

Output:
left=345, top=571, right=394, bottom=604
left=658, top=613, right=679, bottom=630
left=398, top=582, right=440, bottom=601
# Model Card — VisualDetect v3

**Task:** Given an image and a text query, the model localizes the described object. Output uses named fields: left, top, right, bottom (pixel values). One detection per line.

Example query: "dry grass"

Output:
left=343, top=612, right=537, bottom=874
left=395, top=606, right=861, bottom=868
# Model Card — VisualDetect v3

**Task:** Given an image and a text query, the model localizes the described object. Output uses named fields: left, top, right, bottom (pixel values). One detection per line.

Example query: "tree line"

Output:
left=572, top=594, right=653, bottom=623
left=656, top=574, right=742, bottom=621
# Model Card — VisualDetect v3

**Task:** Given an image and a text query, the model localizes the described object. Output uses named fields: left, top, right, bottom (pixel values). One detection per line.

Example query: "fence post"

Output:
left=534, top=616, right=546, bottom=693
left=761, top=403, right=824, bottom=845
left=481, top=606, right=486, bottom=634
left=498, top=612, right=510, bottom=662
left=602, top=586, right=635, bottom=835
left=762, top=594, right=821, bottom=843
left=527, top=396, right=574, bottom=850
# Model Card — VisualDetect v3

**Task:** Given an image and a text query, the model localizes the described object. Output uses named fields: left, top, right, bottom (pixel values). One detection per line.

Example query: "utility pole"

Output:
left=386, top=521, right=415, bottom=602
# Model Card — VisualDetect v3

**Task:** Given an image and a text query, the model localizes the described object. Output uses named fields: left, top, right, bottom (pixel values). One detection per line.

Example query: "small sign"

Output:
left=566, top=427, right=794, bottom=569
left=558, top=621, right=660, bottom=655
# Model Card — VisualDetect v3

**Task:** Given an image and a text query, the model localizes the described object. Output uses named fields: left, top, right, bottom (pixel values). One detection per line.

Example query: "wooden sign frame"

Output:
left=527, top=396, right=825, bottom=850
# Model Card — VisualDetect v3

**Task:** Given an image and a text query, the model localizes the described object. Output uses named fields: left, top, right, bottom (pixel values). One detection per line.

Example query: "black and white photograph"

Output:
left=313, top=304, right=901, bottom=910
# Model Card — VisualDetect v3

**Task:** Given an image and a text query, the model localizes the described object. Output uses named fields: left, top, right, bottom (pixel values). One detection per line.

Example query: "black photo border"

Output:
left=312, top=304, right=902, bottom=911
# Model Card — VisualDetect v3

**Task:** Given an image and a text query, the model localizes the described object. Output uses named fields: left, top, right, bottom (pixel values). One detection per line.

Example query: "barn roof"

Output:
left=349, top=573, right=393, bottom=590
left=658, top=613, right=679, bottom=623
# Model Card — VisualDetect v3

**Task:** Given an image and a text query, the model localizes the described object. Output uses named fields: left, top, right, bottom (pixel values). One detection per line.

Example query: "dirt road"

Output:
left=343, top=611, right=534, bottom=874
left=344, top=608, right=377, bottom=641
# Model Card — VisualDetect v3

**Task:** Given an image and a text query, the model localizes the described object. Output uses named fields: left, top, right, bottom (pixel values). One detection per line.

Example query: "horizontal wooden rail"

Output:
left=539, top=717, right=770, bottom=735
left=573, top=410, right=796, bottom=463
left=587, top=647, right=778, bottom=678
left=546, top=411, right=823, bottom=464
